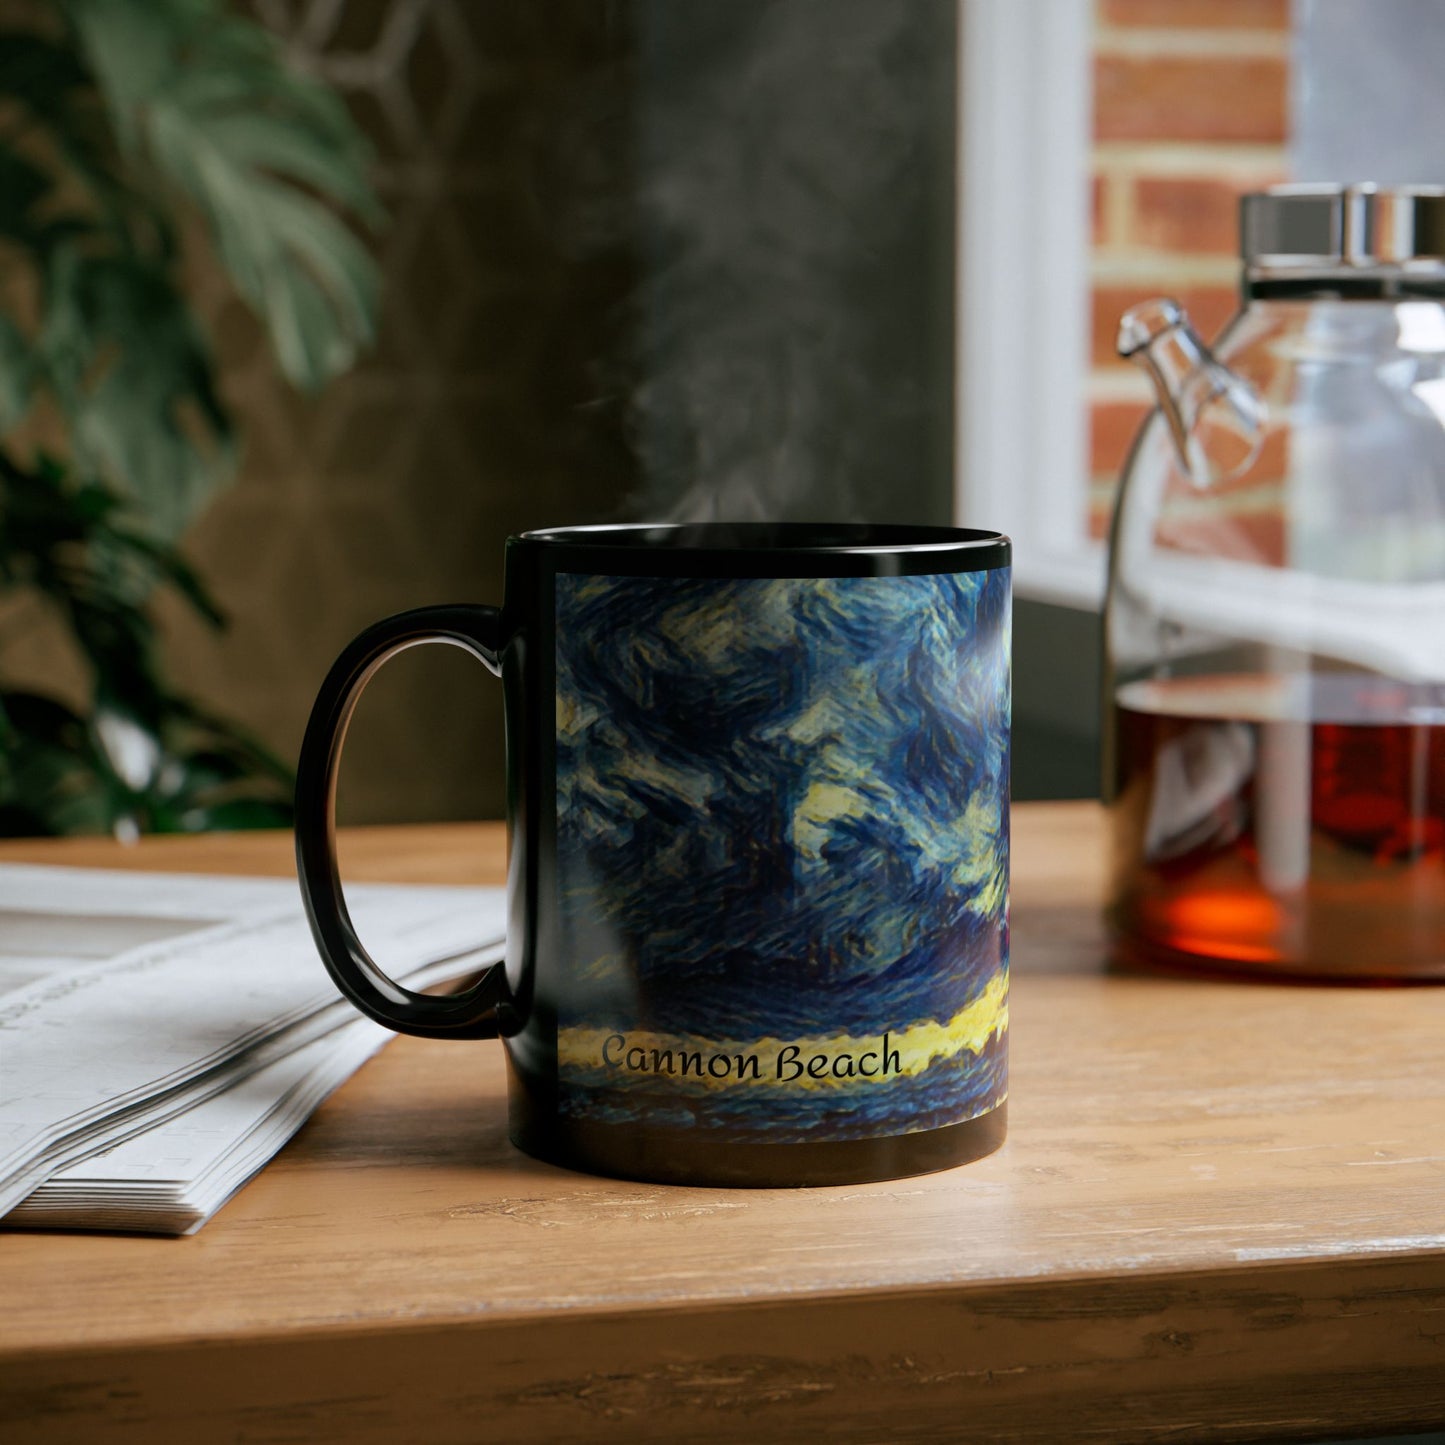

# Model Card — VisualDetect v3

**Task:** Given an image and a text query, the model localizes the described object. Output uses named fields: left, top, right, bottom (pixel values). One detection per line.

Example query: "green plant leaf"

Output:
left=0, top=33, right=89, bottom=117
left=0, top=148, right=51, bottom=246
left=0, top=677, right=296, bottom=838
left=0, top=315, right=32, bottom=427
left=0, top=0, right=361, bottom=837
left=0, top=453, right=220, bottom=729
left=107, top=524, right=225, bottom=626
left=0, top=689, right=115, bottom=836
left=36, top=247, right=234, bottom=538
left=63, top=0, right=382, bottom=392
left=0, top=30, right=159, bottom=257
left=166, top=697, right=295, bottom=785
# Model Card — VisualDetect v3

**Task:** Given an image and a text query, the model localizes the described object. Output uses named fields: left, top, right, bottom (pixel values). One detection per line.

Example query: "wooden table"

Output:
left=2, top=803, right=1444, bottom=1443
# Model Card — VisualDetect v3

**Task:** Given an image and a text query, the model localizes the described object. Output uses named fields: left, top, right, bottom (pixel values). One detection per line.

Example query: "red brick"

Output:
left=1091, top=399, right=1152, bottom=477
left=1095, top=55, right=1287, bottom=143
left=1134, top=176, right=1256, bottom=255
left=1091, top=283, right=1240, bottom=368
left=1155, top=508, right=1286, bottom=565
left=1221, top=427, right=1288, bottom=491
left=1101, top=0, right=1289, bottom=28
left=1258, top=426, right=1288, bottom=478
left=1092, top=175, right=1108, bottom=246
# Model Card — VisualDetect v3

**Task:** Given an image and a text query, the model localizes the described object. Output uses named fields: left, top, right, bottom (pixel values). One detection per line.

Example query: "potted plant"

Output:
left=0, top=0, right=379, bottom=835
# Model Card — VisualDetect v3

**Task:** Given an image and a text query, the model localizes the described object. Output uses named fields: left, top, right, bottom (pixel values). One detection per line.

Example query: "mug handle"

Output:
left=295, top=605, right=511, bottom=1040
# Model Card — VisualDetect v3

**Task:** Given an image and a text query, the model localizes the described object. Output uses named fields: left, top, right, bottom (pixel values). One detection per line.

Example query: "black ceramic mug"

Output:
left=296, top=523, right=1011, bottom=1187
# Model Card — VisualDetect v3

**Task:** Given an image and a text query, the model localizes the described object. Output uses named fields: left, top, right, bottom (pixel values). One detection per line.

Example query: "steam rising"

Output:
left=619, top=0, right=953, bottom=523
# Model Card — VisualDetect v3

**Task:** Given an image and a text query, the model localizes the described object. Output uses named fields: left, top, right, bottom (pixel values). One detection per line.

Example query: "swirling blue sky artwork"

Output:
left=554, top=568, right=1010, bottom=1143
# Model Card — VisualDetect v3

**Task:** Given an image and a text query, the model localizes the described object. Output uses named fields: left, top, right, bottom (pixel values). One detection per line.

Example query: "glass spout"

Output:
left=1117, top=297, right=1265, bottom=487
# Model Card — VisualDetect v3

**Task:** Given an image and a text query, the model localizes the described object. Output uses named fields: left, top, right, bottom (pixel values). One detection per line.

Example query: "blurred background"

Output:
left=0, top=0, right=1431, bottom=833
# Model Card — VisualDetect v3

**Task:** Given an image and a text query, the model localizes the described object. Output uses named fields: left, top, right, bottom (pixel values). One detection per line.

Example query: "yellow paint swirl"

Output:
left=557, top=968, right=1008, bottom=1093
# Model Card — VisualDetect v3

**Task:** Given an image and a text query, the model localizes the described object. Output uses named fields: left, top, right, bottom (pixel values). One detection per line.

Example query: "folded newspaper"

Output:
left=0, top=864, right=505, bottom=1235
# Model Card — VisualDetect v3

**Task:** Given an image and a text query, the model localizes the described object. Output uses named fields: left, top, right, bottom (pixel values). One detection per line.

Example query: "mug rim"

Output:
left=514, top=522, right=1010, bottom=569
left=518, top=521, right=1005, bottom=553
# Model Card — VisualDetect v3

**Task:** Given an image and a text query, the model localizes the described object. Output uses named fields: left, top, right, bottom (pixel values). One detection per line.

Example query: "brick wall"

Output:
left=1088, top=0, right=1290, bottom=539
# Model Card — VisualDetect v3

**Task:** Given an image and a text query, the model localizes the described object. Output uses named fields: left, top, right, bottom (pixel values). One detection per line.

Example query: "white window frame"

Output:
left=956, top=0, right=1104, bottom=610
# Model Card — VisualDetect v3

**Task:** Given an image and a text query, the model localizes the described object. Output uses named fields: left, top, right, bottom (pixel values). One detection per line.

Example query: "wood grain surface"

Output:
left=2, top=804, right=1444, bottom=1443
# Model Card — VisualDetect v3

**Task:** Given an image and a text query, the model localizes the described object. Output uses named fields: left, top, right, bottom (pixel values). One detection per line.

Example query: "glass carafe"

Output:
left=1105, top=184, right=1445, bottom=980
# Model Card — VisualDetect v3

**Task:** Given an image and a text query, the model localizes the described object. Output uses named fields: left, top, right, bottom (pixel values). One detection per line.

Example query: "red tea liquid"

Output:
left=1110, top=674, right=1445, bottom=979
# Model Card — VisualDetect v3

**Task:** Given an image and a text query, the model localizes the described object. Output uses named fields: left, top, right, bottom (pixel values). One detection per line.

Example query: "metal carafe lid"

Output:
left=1241, top=184, right=1445, bottom=269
